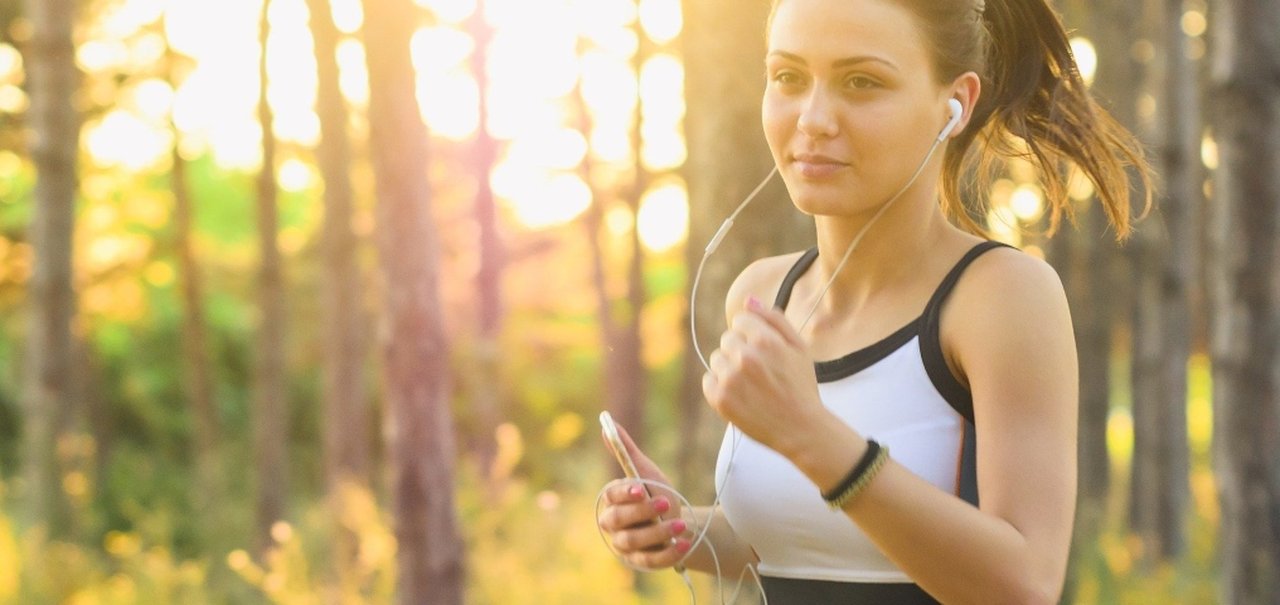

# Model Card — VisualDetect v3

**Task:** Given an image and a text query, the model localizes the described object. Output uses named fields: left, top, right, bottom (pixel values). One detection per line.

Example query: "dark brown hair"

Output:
left=769, top=0, right=1153, bottom=239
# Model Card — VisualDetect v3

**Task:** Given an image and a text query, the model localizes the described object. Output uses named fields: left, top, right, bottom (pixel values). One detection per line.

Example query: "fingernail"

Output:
left=746, top=295, right=763, bottom=311
left=653, top=498, right=670, bottom=514
left=671, top=519, right=687, bottom=534
left=675, top=539, right=692, bottom=553
left=629, top=485, right=644, bottom=499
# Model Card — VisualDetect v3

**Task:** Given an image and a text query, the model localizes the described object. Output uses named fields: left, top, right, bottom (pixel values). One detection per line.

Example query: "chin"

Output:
left=785, top=185, right=865, bottom=217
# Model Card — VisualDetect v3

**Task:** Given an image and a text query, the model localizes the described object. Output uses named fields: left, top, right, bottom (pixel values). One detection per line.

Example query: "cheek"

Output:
left=761, top=94, right=792, bottom=157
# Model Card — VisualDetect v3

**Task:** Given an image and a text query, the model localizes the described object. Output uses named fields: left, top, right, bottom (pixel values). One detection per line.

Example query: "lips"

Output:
left=791, top=152, right=849, bottom=179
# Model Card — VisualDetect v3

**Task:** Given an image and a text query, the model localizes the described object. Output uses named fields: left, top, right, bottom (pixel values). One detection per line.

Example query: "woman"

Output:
left=597, top=0, right=1151, bottom=602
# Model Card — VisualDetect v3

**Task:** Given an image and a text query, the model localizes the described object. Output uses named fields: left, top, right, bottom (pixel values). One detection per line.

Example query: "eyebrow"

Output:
left=767, top=50, right=899, bottom=71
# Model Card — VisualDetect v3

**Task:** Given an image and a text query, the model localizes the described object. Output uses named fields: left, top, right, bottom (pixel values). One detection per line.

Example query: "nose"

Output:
left=796, top=88, right=839, bottom=139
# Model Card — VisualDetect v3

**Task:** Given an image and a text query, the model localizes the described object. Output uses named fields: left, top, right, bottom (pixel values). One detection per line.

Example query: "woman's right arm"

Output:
left=679, top=505, right=759, bottom=576
left=597, top=490, right=758, bottom=577
left=596, top=423, right=758, bottom=577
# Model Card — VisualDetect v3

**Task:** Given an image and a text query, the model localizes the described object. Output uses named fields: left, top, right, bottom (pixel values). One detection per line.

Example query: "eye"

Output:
left=771, top=69, right=804, bottom=87
left=843, top=74, right=879, bottom=90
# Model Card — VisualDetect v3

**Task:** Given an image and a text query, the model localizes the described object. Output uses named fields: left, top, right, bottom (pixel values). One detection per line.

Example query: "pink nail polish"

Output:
left=653, top=498, right=670, bottom=513
left=629, top=486, right=644, bottom=498
left=671, top=519, right=687, bottom=534
left=676, top=539, right=692, bottom=553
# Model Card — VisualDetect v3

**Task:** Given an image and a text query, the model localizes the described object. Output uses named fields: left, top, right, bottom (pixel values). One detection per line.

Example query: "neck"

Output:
left=806, top=184, right=951, bottom=316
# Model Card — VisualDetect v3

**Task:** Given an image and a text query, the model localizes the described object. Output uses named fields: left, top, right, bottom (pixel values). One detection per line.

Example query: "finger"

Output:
left=702, top=370, right=722, bottom=409
left=718, top=328, right=747, bottom=359
left=627, top=538, right=694, bottom=570
left=745, top=295, right=806, bottom=349
left=600, top=502, right=653, bottom=533
left=602, top=480, right=648, bottom=506
left=600, top=495, right=674, bottom=531
left=611, top=517, right=688, bottom=553
left=708, top=348, right=729, bottom=375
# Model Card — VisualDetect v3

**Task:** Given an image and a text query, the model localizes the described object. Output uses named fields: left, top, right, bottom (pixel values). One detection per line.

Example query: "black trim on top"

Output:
left=958, top=419, right=980, bottom=507
left=814, top=319, right=921, bottom=382
left=760, top=575, right=941, bottom=604
left=917, top=241, right=1012, bottom=425
left=773, top=247, right=820, bottom=310
left=774, top=247, right=923, bottom=383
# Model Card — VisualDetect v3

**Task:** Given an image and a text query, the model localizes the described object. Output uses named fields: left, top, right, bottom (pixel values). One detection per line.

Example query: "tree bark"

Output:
left=360, top=0, right=464, bottom=603
left=467, top=0, right=505, bottom=477
left=20, top=0, right=80, bottom=539
left=616, top=6, right=651, bottom=452
left=1129, top=0, right=1195, bottom=563
left=575, top=22, right=649, bottom=462
left=254, top=0, right=289, bottom=555
left=305, top=0, right=368, bottom=597
left=306, top=0, right=368, bottom=491
left=677, top=0, right=812, bottom=499
left=163, top=37, right=222, bottom=543
left=1207, top=0, right=1280, bottom=601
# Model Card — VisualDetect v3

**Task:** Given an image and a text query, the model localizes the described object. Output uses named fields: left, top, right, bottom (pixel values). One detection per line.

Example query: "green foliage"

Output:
left=456, top=451, right=710, bottom=605
left=0, top=503, right=212, bottom=604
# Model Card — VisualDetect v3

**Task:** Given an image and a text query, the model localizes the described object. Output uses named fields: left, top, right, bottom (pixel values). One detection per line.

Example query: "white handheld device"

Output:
left=599, top=411, right=641, bottom=480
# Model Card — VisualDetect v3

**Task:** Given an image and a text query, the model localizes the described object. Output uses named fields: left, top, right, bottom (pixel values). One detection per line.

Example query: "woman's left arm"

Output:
left=704, top=252, right=1077, bottom=605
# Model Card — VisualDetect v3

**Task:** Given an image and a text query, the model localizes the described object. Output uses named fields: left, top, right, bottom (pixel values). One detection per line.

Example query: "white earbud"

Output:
left=938, top=98, right=964, bottom=142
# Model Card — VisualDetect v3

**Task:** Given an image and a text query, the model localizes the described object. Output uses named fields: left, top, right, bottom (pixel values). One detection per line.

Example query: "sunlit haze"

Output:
left=74, top=0, right=686, bottom=246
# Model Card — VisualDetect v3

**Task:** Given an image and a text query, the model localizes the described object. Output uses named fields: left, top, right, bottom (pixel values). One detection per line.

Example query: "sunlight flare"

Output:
left=1069, top=37, right=1097, bottom=87
left=84, top=110, right=172, bottom=170
left=637, top=180, right=688, bottom=253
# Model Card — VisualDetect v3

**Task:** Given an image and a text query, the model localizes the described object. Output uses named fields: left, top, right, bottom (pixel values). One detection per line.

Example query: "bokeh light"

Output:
left=637, top=180, right=688, bottom=253
left=84, top=110, right=173, bottom=170
left=71, top=0, right=689, bottom=233
left=1069, top=37, right=1097, bottom=87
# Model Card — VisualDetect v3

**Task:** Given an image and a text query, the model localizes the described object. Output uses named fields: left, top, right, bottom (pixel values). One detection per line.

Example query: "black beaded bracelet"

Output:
left=821, top=439, right=883, bottom=506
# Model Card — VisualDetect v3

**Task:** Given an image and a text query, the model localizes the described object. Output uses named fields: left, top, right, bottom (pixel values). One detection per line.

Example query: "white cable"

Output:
left=691, top=166, right=778, bottom=374
left=795, top=134, right=947, bottom=331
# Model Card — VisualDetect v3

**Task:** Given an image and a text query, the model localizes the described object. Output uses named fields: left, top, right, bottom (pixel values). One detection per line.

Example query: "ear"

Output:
left=944, top=71, right=982, bottom=139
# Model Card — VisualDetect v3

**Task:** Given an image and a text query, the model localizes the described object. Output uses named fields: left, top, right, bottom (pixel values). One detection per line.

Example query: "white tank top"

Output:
left=714, top=242, right=1007, bottom=583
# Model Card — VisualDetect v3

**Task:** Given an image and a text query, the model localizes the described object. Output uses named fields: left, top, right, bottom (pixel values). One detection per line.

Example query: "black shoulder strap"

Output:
left=919, top=241, right=1013, bottom=424
left=922, top=241, right=1012, bottom=508
left=774, top=247, right=819, bottom=310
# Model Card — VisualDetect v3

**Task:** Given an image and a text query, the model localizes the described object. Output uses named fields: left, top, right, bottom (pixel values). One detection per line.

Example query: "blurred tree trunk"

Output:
left=20, top=0, right=80, bottom=538
left=1207, top=0, right=1280, bottom=601
left=575, top=28, right=648, bottom=457
left=163, top=37, right=222, bottom=543
left=574, top=52, right=626, bottom=450
left=614, top=8, right=651, bottom=451
left=1129, top=0, right=1195, bottom=563
left=307, top=0, right=368, bottom=492
left=1034, top=6, right=1134, bottom=599
left=254, top=0, right=288, bottom=555
left=677, top=0, right=811, bottom=499
left=305, top=0, right=368, bottom=596
left=466, top=0, right=505, bottom=477
left=1061, top=0, right=1141, bottom=514
left=1048, top=193, right=1115, bottom=604
left=360, top=0, right=464, bottom=602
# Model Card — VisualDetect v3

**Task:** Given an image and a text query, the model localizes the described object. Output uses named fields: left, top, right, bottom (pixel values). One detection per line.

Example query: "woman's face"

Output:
left=763, top=0, right=954, bottom=217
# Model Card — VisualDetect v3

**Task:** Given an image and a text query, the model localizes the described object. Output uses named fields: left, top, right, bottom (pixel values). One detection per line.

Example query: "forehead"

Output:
left=767, top=0, right=929, bottom=69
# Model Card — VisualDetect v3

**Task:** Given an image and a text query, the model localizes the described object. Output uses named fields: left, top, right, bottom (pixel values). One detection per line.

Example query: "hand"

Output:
left=596, top=423, right=693, bottom=569
left=702, top=296, right=829, bottom=457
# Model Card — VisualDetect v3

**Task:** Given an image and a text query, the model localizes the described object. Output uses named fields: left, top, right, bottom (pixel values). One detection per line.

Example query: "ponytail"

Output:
left=941, top=0, right=1153, bottom=239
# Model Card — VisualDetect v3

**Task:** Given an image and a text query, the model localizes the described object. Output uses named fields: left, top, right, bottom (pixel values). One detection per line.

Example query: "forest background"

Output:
left=1, top=0, right=1278, bottom=603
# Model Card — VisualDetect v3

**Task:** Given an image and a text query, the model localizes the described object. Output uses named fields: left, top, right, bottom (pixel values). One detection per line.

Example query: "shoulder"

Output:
left=723, top=250, right=810, bottom=327
left=953, top=245, right=1069, bottom=321
left=943, top=244, right=1076, bottom=403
